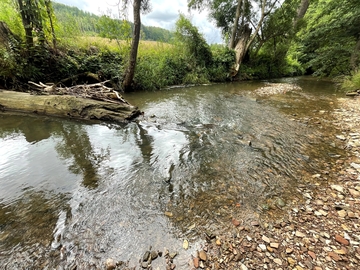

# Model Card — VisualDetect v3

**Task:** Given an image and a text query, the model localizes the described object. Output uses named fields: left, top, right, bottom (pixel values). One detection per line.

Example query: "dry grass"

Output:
left=61, top=35, right=171, bottom=53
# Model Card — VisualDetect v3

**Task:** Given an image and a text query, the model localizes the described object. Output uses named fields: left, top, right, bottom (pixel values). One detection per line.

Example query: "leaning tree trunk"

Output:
left=232, top=24, right=252, bottom=75
left=122, top=0, right=141, bottom=92
left=294, top=0, right=310, bottom=28
left=229, top=0, right=243, bottom=49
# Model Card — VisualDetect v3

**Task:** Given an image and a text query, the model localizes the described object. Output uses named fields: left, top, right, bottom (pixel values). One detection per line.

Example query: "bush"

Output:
left=341, top=69, right=360, bottom=91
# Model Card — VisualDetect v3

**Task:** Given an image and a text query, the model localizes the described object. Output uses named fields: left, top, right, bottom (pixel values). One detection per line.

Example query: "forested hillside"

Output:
left=52, top=2, right=174, bottom=42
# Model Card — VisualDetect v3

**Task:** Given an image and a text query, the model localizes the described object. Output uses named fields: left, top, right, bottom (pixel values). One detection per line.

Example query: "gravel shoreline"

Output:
left=187, top=96, right=360, bottom=270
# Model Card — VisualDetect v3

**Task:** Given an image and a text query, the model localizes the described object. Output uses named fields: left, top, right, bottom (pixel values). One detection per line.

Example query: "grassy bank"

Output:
left=0, top=35, right=236, bottom=91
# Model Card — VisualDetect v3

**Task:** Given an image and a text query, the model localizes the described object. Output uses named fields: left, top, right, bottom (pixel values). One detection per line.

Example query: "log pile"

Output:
left=28, top=80, right=129, bottom=105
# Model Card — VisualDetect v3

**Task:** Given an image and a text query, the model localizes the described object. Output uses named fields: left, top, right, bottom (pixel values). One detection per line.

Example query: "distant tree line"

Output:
left=52, top=2, right=174, bottom=42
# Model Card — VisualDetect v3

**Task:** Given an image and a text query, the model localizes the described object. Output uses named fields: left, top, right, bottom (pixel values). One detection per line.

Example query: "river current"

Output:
left=0, top=77, right=344, bottom=269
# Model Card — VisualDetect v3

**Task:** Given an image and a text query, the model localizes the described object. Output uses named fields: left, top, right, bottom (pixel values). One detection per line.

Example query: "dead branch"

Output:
left=28, top=80, right=129, bottom=105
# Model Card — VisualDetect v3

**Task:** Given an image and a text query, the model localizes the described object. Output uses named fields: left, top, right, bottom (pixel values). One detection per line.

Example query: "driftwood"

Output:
left=0, top=90, right=141, bottom=123
left=28, top=80, right=129, bottom=105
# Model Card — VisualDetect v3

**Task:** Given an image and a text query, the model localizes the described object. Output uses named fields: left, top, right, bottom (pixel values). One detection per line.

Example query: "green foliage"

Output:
left=208, top=45, right=235, bottom=81
left=175, top=14, right=212, bottom=68
left=0, top=0, right=24, bottom=37
left=97, top=16, right=131, bottom=42
left=296, top=0, right=360, bottom=77
left=341, top=69, right=360, bottom=91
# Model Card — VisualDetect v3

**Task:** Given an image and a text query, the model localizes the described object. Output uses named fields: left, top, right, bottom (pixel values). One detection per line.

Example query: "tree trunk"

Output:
left=17, top=0, right=34, bottom=49
left=0, top=91, right=141, bottom=122
left=123, top=0, right=141, bottom=92
left=233, top=24, right=252, bottom=72
left=45, top=0, right=57, bottom=50
left=229, top=0, right=243, bottom=49
left=294, top=0, right=309, bottom=28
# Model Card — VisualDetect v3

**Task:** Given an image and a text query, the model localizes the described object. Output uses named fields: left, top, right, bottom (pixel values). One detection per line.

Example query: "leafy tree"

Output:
left=188, top=0, right=280, bottom=74
left=297, top=0, right=360, bottom=76
left=175, top=14, right=212, bottom=67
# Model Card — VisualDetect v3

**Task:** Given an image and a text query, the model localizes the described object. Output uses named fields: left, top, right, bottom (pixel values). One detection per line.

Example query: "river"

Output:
left=0, top=77, right=345, bottom=269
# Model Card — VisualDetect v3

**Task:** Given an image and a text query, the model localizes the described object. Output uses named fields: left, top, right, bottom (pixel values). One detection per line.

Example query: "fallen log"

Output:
left=0, top=90, right=141, bottom=123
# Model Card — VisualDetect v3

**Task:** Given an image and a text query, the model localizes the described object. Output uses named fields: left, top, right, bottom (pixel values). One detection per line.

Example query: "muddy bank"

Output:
left=0, top=90, right=141, bottom=122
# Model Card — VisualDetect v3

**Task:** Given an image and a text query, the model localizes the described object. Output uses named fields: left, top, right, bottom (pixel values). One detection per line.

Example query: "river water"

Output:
left=0, top=77, right=345, bottom=269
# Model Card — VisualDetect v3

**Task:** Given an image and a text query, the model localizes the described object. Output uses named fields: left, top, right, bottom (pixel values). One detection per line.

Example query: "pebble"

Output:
left=331, top=185, right=344, bottom=193
left=335, top=234, right=350, bottom=246
left=193, top=257, right=199, bottom=268
left=338, top=210, right=347, bottom=217
left=273, top=258, right=282, bottom=265
left=199, top=250, right=207, bottom=261
left=105, top=258, right=116, bottom=270
left=295, top=231, right=306, bottom=238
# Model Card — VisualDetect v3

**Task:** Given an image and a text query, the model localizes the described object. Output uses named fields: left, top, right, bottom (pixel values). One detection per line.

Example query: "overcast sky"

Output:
left=54, top=0, right=223, bottom=44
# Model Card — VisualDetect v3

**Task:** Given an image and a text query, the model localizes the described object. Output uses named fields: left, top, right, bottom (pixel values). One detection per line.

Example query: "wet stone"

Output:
left=105, top=258, right=116, bottom=270
left=143, top=251, right=150, bottom=262
left=150, top=250, right=158, bottom=260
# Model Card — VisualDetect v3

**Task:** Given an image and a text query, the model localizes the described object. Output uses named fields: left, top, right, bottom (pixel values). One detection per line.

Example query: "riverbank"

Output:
left=187, top=96, right=360, bottom=269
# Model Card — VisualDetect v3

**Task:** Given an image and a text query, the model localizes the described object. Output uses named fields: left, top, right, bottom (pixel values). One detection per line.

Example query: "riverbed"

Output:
left=0, top=77, right=350, bottom=269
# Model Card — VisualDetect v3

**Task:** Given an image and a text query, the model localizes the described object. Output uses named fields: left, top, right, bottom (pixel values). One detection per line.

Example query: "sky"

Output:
left=54, top=0, right=223, bottom=44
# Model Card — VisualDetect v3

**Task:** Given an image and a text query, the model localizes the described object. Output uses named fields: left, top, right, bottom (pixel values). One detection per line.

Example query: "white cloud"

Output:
left=54, top=0, right=223, bottom=43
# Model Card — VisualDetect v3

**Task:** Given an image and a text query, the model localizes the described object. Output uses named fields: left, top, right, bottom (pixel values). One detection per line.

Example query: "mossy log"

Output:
left=0, top=90, right=141, bottom=122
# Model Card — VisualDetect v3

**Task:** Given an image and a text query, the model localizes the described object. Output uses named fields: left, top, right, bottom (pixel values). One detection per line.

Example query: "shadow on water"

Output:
left=0, top=77, right=348, bottom=269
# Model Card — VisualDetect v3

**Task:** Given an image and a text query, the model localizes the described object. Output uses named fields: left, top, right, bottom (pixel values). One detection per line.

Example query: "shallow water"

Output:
left=0, top=77, right=346, bottom=269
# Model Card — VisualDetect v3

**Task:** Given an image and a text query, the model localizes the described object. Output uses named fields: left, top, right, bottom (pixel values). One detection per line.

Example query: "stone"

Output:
left=141, top=262, right=149, bottom=269
left=336, top=135, right=346, bottom=141
left=232, top=218, right=241, bottom=227
left=216, top=239, right=221, bottom=246
left=295, top=231, right=306, bottom=238
left=183, top=240, right=189, bottom=250
left=331, top=185, right=344, bottom=193
left=338, top=210, right=347, bottom=218
left=276, top=198, right=286, bottom=208
left=273, top=258, right=282, bottom=265
left=270, top=243, right=279, bottom=249
left=349, top=189, right=360, bottom=197
left=334, top=249, right=347, bottom=255
left=308, top=251, right=316, bottom=260
left=240, top=264, right=248, bottom=270
left=328, top=252, right=342, bottom=261
left=259, top=244, right=267, bottom=251
left=151, top=250, right=158, bottom=260
left=169, top=252, right=177, bottom=259
left=105, top=258, right=116, bottom=270
left=286, top=248, right=293, bottom=254
left=143, top=251, right=150, bottom=262
left=335, top=234, right=350, bottom=246
left=287, top=257, right=296, bottom=265
left=193, top=257, right=199, bottom=268
left=199, top=250, right=207, bottom=261
left=262, top=235, right=270, bottom=243
left=165, top=211, right=173, bottom=217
